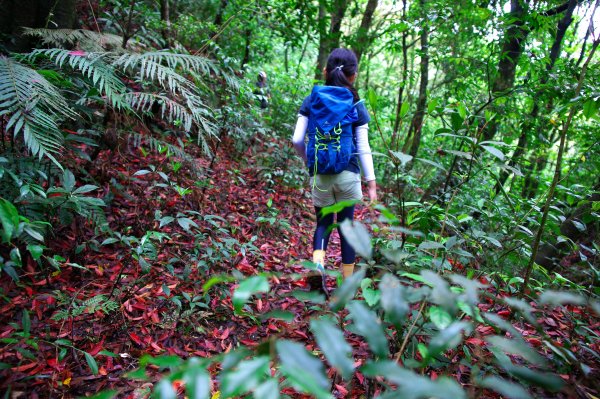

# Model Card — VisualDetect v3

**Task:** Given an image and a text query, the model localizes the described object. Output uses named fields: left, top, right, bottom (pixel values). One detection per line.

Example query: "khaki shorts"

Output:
left=312, top=171, right=362, bottom=208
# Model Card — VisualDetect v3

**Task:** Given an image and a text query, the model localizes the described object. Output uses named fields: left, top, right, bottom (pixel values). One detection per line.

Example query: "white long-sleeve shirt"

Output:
left=292, top=115, right=376, bottom=181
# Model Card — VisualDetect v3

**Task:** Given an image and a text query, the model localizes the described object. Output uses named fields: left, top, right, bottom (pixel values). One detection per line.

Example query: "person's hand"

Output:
left=366, top=179, right=377, bottom=205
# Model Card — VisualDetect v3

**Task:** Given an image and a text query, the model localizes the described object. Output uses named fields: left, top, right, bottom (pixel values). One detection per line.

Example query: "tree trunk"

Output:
left=391, top=0, right=409, bottom=151
left=353, top=0, right=379, bottom=64
left=160, top=0, right=171, bottom=47
left=404, top=0, right=429, bottom=158
left=314, top=0, right=351, bottom=80
left=214, top=0, right=228, bottom=26
left=241, top=27, right=252, bottom=69
left=483, top=0, right=530, bottom=142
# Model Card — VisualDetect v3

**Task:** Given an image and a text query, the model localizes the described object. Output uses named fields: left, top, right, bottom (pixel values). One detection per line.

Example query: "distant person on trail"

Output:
left=292, top=48, right=377, bottom=284
left=255, top=71, right=270, bottom=109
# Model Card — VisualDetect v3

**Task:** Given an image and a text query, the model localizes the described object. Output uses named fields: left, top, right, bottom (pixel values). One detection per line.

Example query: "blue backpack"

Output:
left=306, top=86, right=359, bottom=175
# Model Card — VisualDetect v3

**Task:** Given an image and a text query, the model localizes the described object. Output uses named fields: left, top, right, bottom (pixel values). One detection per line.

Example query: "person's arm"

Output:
left=355, top=124, right=377, bottom=203
left=292, top=115, right=309, bottom=163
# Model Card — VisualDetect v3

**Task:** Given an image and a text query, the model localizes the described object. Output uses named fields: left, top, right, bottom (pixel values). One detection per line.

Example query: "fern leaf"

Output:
left=23, top=28, right=123, bottom=52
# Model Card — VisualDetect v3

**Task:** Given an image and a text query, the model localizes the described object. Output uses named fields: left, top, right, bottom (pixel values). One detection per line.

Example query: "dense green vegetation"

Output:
left=0, top=0, right=599, bottom=398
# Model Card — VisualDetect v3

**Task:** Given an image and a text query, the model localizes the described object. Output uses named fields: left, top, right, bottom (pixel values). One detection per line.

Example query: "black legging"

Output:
left=313, top=205, right=355, bottom=264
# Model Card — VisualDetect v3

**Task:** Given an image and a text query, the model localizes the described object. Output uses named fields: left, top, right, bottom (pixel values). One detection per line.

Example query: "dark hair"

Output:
left=325, top=48, right=359, bottom=101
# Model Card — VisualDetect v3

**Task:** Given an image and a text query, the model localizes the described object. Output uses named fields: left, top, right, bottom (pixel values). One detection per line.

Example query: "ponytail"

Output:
left=325, top=48, right=360, bottom=102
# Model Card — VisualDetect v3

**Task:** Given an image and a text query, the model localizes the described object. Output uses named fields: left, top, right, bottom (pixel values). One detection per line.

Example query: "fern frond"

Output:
left=30, top=49, right=128, bottom=110
left=0, top=57, right=69, bottom=163
left=124, top=92, right=194, bottom=131
left=23, top=28, right=123, bottom=52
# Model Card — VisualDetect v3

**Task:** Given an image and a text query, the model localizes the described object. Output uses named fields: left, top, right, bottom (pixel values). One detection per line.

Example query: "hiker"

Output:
left=255, top=71, right=270, bottom=109
left=292, top=48, right=377, bottom=280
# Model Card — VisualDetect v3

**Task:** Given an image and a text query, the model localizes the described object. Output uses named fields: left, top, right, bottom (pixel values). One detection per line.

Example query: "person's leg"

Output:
left=337, top=204, right=356, bottom=277
left=313, top=207, right=334, bottom=269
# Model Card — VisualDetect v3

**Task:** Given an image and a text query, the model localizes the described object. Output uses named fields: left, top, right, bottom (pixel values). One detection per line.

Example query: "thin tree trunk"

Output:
left=241, top=27, right=252, bottom=69
left=483, top=0, right=529, bottom=142
left=391, top=0, right=408, bottom=151
left=315, top=0, right=351, bottom=79
left=353, top=0, right=379, bottom=64
left=160, top=0, right=171, bottom=47
left=404, top=0, right=429, bottom=158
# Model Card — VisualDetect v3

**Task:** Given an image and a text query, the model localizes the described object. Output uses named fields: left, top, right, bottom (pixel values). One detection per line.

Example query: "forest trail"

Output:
left=0, top=135, right=375, bottom=397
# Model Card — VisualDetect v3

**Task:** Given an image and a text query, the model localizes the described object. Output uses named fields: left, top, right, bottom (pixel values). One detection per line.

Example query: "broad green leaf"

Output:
left=458, top=103, right=467, bottom=119
left=415, top=157, right=447, bottom=171
left=361, top=278, right=381, bottom=306
left=339, top=220, right=372, bottom=259
left=177, top=217, right=198, bottom=231
left=390, top=150, right=413, bottom=166
left=276, top=340, right=331, bottom=399
left=480, top=145, right=505, bottom=161
left=330, top=269, right=365, bottom=311
left=253, top=379, right=280, bottom=399
left=485, top=336, right=545, bottom=366
left=155, top=379, right=176, bottom=399
left=400, top=101, right=410, bottom=117
left=427, top=98, right=439, bottom=114
left=449, top=274, right=486, bottom=305
left=22, top=310, right=31, bottom=337
left=429, top=306, right=452, bottom=329
left=183, top=359, right=210, bottom=399
left=221, top=356, right=269, bottom=397
left=141, top=354, right=182, bottom=368
left=319, top=200, right=361, bottom=216
left=310, top=318, right=354, bottom=380
left=502, top=363, right=564, bottom=391
left=421, top=270, right=457, bottom=313
left=362, top=361, right=467, bottom=399
left=479, top=376, right=532, bottom=399
left=260, top=310, right=295, bottom=322
left=85, top=351, right=99, bottom=375
left=538, top=290, right=586, bottom=306
left=26, top=244, right=44, bottom=261
left=483, top=312, right=520, bottom=337
left=347, top=301, right=389, bottom=357
left=63, top=169, right=75, bottom=191
left=583, top=99, right=597, bottom=118
left=0, top=198, right=19, bottom=243
left=427, top=321, right=471, bottom=359
left=379, top=274, right=409, bottom=325
left=72, top=184, right=98, bottom=195
left=232, top=275, right=269, bottom=313
left=418, top=241, right=445, bottom=251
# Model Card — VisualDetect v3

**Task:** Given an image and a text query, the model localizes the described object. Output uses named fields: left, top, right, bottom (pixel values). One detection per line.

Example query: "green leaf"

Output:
left=458, top=103, right=467, bottom=119
left=339, top=220, right=372, bottom=259
left=429, top=306, right=452, bottom=329
left=155, top=379, right=176, bottom=399
left=72, top=184, right=98, bottom=195
left=260, top=310, right=295, bottom=322
left=276, top=340, right=331, bottom=399
left=501, top=363, right=564, bottom=391
left=141, top=354, right=182, bottom=368
left=330, top=269, right=365, bottom=311
left=310, top=318, right=354, bottom=380
left=232, top=275, right=270, bottom=313
left=0, top=198, right=19, bottom=243
left=379, top=274, right=409, bottom=325
left=480, top=145, right=505, bottom=161
left=63, top=169, right=75, bottom=192
left=183, top=359, right=210, bottom=399
left=390, top=150, right=413, bottom=166
left=253, top=379, right=280, bottom=399
left=427, top=321, right=471, bottom=359
left=319, top=200, right=362, bottom=217
left=347, top=301, right=389, bottom=357
left=362, top=361, right=467, bottom=399
left=582, top=99, right=597, bottom=118
left=22, top=310, right=31, bottom=337
left=400, top=101, right=410, bottom=117
left=361, top=278, right=381, bottom=307
left=479, top=376, right=532, bottom=399
left=221, top=356, right=270, bottom=397
left=26, top=244, right=45, bottom=261
left=538, top=290, right=586, bottom=306
left=486, top=336, right=545, bottom=366
left=418, top=241, right=445, bottom=251
left=84, top=351, right=99, bottom=375
left=427, top=98, right=439, bottom=114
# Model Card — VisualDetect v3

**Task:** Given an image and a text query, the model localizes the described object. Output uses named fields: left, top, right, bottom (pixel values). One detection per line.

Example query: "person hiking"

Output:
left=255, top=71, right=270, bottom=109
left=292, top=48, right=377, bottom=283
